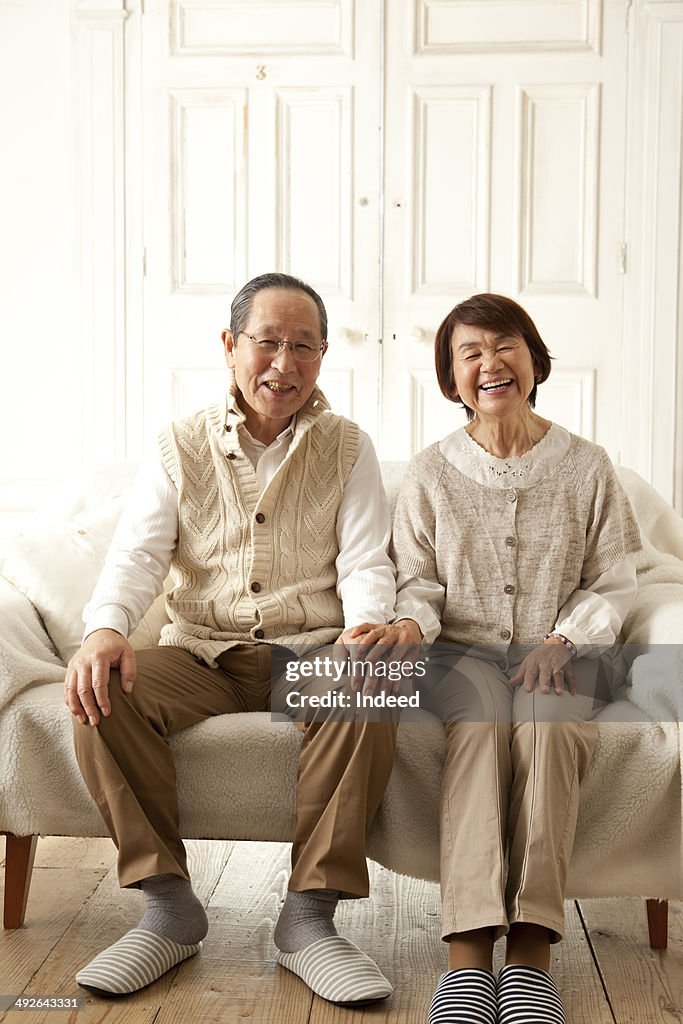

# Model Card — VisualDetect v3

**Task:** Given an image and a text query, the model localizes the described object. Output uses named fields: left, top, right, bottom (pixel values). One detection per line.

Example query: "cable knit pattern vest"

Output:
left=157, top=386, right=359, bottom=666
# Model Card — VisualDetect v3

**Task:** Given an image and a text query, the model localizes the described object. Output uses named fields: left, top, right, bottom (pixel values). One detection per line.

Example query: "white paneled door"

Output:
left=141, top=0, right=629, bottom=460
left=141, top=0, right=382, bottom=439
left=381, top=0, right=629, bottom=460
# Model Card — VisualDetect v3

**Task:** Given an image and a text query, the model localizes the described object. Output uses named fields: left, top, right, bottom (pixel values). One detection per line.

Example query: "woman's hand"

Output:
left=345, top=618, right=423, bottom=646
left=338, top=618, right=423, bottom=651
left=509, top=637, right=577, bottom=696
left=337, top=619, right=424, bottom=693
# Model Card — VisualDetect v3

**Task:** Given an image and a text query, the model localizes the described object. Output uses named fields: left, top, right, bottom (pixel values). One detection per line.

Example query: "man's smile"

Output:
left=263, top=380, right=297, bottom=393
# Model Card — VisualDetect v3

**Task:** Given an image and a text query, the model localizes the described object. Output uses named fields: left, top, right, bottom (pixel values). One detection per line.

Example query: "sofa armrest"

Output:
left=0, top=576, right=56, bottom=650
left=0, top=575, right=65, bottom=714
left=622, top=583, right=683, bottom=647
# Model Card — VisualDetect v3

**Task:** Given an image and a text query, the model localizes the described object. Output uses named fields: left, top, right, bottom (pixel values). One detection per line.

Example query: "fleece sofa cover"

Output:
left=1, top=462, right=682, bottom=898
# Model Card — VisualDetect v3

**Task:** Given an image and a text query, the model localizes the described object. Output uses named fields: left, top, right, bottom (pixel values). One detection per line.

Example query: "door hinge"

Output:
left=142, top=247, right=147, bottom=277
left=618, top=242, right=628, bottom=274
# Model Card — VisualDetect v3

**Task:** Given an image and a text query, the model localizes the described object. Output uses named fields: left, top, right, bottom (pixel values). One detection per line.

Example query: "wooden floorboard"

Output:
left=552, top=901, right=616, bottom=1024
left=168, top=839, right=313, bottom=1024
left=0, top=838, right=232, bottom=1024
left=579, top=898, right=683, bottom=1024
left=309, top=862, right=445, bottom=1024
left=0, top=839, right=112, bottom=1001
left=31, top=838, right=116, bottom=872
left=0, top=839, right=679, bottom=1023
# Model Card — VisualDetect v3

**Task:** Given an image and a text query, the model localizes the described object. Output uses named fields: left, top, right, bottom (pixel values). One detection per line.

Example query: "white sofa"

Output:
left=1, top=461, right=683, bottom=946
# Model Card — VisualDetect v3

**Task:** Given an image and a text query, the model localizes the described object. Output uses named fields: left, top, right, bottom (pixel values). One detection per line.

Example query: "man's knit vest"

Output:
left=157, top=386, right=359, bottom=666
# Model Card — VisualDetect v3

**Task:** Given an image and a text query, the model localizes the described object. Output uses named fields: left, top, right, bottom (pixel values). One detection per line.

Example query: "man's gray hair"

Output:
left=230, top=273, right=328, bottom=341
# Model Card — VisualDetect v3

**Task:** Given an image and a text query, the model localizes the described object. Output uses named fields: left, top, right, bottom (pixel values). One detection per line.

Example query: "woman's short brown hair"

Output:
left=434, top=293, right=552, bottom=420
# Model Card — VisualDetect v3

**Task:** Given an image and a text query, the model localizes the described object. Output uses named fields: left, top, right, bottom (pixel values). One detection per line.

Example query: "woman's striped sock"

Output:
left=428, top=968, right=497, bottom=1024
left=497, top=964, right=566, bottom=1024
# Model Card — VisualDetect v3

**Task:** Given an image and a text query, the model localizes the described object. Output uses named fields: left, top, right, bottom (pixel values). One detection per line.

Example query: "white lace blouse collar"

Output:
left=438, top=423, right=571, bottom=489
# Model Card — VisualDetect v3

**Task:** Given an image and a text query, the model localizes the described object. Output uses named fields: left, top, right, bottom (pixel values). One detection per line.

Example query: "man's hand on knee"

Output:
left=64, top=629, right=137, bottom=726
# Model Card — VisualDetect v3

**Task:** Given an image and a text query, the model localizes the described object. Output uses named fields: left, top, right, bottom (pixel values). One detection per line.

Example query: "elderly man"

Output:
left=65, top=273, right=411, bottom=1004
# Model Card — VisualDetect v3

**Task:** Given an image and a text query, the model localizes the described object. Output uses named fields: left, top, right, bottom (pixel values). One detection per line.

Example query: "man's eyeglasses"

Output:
left=238, top=332, right=325, bottom=363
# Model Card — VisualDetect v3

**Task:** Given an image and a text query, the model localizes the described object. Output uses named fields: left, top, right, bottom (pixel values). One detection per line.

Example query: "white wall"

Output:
left=0, top=0, right=79, bottom=533
left=1, top=0, right=682, bottom=535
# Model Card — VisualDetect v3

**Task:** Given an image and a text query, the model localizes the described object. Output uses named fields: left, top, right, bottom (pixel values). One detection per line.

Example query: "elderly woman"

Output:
left=389, top=294, right=642, bottom=1024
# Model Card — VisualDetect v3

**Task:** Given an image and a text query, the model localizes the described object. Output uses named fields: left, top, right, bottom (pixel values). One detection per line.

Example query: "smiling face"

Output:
left=450, top=324, right=538, bottom=424
left=222, top=287, right=327, bottom=444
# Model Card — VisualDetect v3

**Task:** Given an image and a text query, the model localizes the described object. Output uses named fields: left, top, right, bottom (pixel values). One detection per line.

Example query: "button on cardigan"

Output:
left=391, top=429, right=642, bottom=656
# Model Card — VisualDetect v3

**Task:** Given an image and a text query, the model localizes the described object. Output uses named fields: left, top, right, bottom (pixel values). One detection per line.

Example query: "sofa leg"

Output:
left=3, top=833, right=38, bottom=929
left=646, top=898, right=668, bottom=949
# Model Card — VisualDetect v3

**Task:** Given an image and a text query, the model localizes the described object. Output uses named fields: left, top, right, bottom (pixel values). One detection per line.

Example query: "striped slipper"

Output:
left=75, top=928, right=201, bottom=996
left=497, top=964, right=566, bottom=1024
left=275, top=934, right=392, bottom=1004
left=428, top=968, right=497, bottom=1024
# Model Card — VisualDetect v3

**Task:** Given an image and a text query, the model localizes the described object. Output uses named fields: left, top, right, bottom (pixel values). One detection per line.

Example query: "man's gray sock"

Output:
left=273, top=888, right=340, bottom=953
left=138, top=873, right=209, bottom=945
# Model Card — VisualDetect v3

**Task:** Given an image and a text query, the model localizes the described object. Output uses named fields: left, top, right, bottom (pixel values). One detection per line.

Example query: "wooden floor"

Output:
left=1, top=837, right=682, bottom=1023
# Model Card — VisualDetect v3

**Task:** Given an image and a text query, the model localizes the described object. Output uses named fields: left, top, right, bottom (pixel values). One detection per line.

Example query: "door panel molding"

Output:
left=517, top=83, right=600, bottom=297
left=275, top=87, right=354, bottom=296
left=170, top=89, right=249, bottom=293
left=104, top=0, right=681, bottom=504
left=171, top=0, right=354, bottom=57
left=415, top=0, right=602, bottom=55
left=623, top=0, right=683, bottom=508
left=73, top=0, right=128, bottom=461
left=411, top=85, right=491, bottom=295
